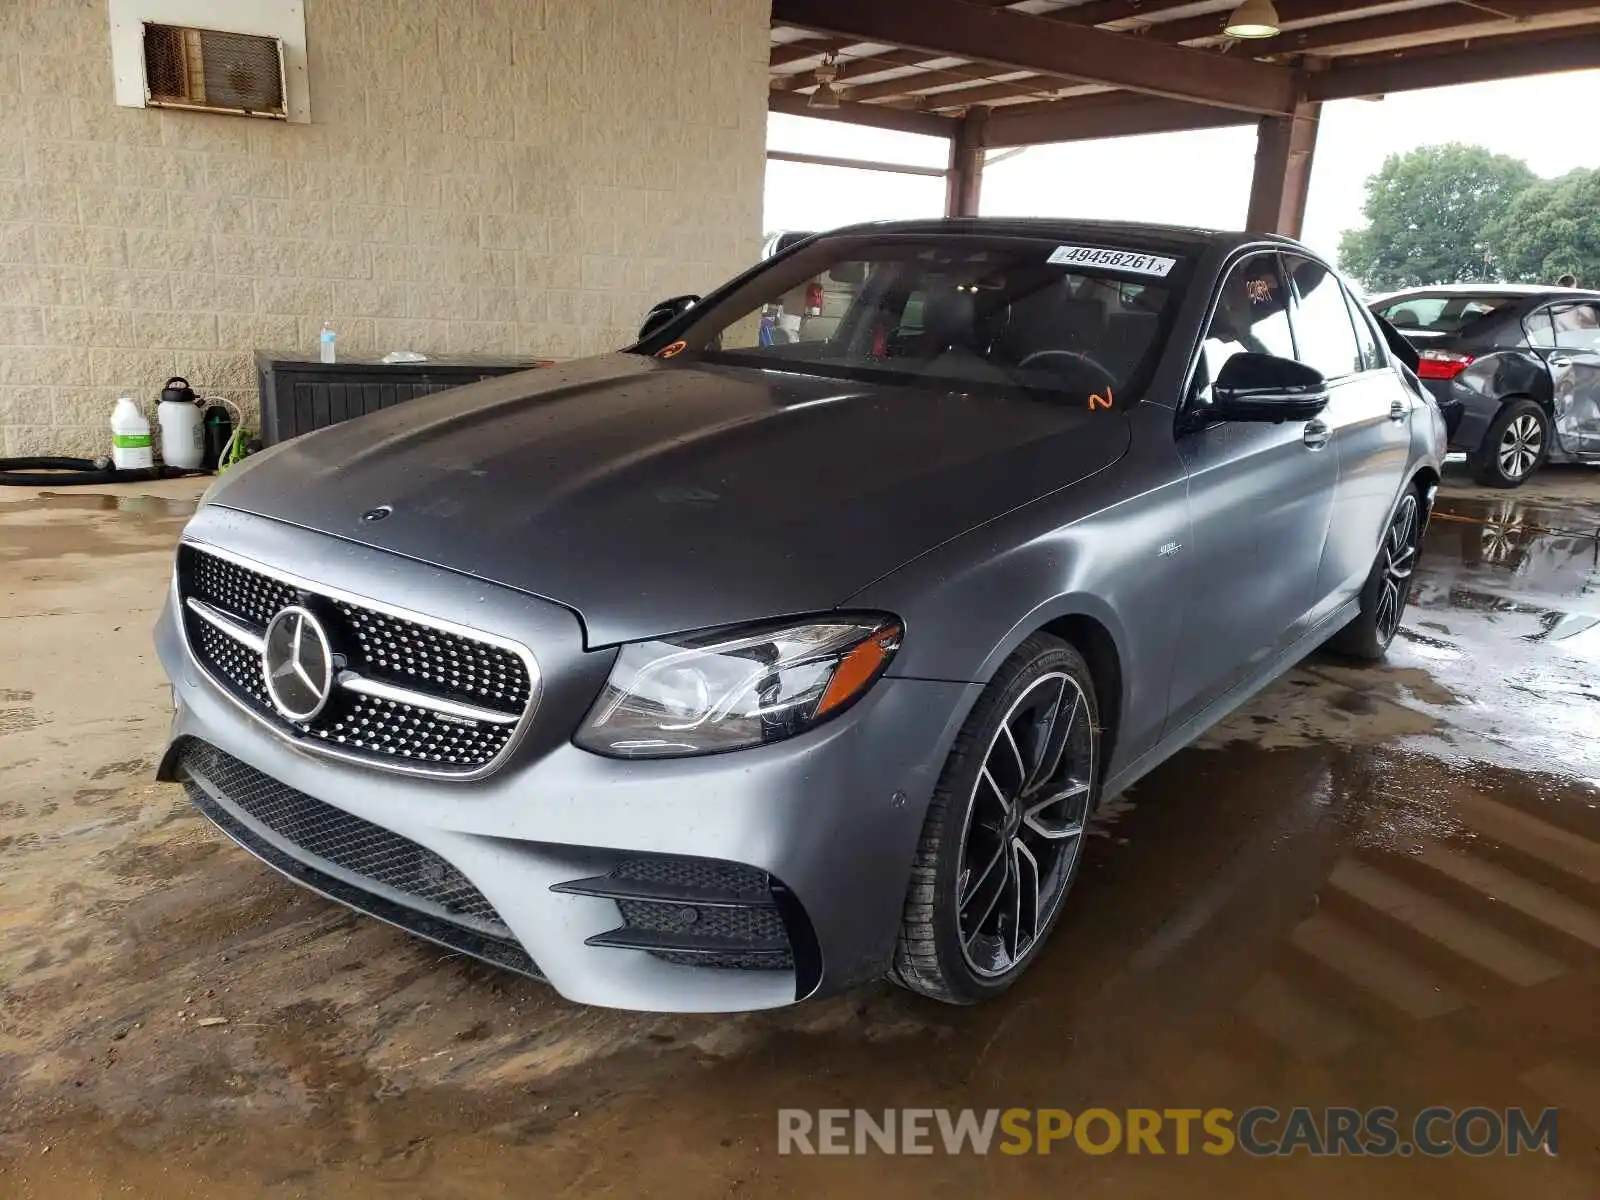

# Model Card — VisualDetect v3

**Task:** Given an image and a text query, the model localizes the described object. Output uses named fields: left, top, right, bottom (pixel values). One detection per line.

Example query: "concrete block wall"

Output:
left=0, top=0, right=770, bottom=457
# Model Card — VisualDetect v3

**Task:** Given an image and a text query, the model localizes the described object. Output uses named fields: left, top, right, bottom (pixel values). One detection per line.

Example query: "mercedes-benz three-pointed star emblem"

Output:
left=261, top=605, right=334, bottom=722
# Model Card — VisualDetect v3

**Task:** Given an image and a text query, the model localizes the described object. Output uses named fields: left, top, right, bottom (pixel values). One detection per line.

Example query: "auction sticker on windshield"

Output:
left=1047, top=245, right=1177, bottom=277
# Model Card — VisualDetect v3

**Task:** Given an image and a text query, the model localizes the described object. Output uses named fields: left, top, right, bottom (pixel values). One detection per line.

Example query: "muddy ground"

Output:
left=2, top=465, right=1600, bottom=1197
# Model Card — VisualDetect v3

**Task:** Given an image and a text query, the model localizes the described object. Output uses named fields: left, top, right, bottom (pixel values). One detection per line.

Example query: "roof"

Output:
left=1373, top=284, right=1600, bottom=302
left=769, top=1, right=1600, bottom=146
left=815, top=216, right=1298, bottom=254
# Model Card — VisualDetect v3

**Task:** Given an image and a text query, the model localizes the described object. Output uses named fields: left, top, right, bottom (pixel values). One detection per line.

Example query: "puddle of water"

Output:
left=0, top=490, right=201, bottom=520
left=0, top=490, right=198, bottom=563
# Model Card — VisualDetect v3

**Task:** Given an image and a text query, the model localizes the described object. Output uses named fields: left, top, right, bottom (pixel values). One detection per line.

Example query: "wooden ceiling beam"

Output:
left=1270, top=1, right=1600, bottom=57
left=1310, top=25, right=1600, bottom=98
left=843, top=68, right=1043, bottom=106
left=767, top=89, right=959, bottom=138
left=770, top=38, right=839, bottom=69
left=985, top=91, right=1256, bottom=147
left=918, top=81, right=1107, bottom=109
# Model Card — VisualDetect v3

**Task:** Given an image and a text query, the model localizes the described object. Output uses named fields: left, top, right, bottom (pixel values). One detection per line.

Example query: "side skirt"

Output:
left=1100, top=597, right=1362, bottom=802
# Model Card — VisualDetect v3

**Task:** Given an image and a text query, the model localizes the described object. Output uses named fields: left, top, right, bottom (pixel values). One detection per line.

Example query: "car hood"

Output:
left=210, top=354, right=1130, bottom=646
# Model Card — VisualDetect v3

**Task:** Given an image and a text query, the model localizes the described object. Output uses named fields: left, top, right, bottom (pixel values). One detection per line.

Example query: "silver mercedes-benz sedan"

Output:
left=155, top=220, right=1445, bottom=1012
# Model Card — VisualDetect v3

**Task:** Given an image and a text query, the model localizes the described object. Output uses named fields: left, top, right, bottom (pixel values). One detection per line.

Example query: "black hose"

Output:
left=0, top=456, right=210, bottom=487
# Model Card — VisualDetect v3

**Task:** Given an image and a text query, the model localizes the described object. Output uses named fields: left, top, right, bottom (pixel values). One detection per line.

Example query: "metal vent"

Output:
left=142, top=23, right=287, bottom=119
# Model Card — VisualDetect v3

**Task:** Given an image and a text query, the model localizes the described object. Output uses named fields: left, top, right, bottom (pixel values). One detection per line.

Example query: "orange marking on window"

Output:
left=1088, top=388, right=1114, bottom=411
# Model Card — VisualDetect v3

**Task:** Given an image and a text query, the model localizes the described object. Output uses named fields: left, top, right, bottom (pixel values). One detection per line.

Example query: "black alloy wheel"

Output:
left=891, top=635, right=1100, bottom=1003
left=1328, top=486, right=1424, bottom=661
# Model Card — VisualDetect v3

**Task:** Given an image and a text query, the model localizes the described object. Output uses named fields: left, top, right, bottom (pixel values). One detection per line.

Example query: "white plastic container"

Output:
left=319, top=321, right=337, bottom=364
left=110, top=397, right=153, bottom=471
left=157, top=395, right=204, bottom=469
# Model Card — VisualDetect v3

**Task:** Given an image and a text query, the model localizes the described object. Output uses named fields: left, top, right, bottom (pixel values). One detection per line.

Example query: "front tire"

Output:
left=1473, top=398, right=1548, bottom=487
left=890, top=635, right=1099, bottom=1004
left=1327, top=487, right=1422, bottom=661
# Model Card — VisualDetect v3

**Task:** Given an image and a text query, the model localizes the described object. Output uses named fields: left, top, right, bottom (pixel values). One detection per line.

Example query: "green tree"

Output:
left=1338, top=144, right=1536, bottom=292
left=1489, top=167, right=1600, bottom=286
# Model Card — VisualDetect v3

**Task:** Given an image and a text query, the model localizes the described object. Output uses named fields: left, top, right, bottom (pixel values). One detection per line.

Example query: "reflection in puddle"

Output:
left=0, top=489, right=200, bottom=563
left=0, top=490, right=201, bottom=520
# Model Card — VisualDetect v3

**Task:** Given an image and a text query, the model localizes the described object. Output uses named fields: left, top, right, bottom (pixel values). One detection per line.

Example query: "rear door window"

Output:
left=1524, top=308, right=1556, bottom=348
left=1377, top=294, right=1517, bottom=333
left=1550, top=303, right=1600, bottom=350
left=1286, top=256, right=1363, bottom=380
left=1343, top=287, right=1384, bottom=370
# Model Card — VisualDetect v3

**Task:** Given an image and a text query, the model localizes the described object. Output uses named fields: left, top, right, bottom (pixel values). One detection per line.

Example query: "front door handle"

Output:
left=1303, top=418, right=1330, bottom=450
left=1549, top=355, right=1574, bottom=370
left=1389, top=399, right=1408, bottom=422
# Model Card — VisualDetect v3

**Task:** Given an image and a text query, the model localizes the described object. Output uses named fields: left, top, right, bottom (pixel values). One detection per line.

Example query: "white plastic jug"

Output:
left=157, top=396, right=204, bottom=469
left=110, top=397, right=153, bottom=471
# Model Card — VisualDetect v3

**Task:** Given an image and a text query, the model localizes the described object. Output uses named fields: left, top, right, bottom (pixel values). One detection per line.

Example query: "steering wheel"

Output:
left=1017, top=349, right=1119, bottom=393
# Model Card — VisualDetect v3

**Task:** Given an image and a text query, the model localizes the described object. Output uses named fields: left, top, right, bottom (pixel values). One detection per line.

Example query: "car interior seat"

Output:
left=920, top=288, right=1016, bottom=388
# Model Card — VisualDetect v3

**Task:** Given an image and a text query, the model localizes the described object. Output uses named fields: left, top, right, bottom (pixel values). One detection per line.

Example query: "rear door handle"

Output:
left=1303, top=418, right=1330, bottom=449
left=1389, top=399, right=1408, bottom=421
left=1549, top=355, right=1574, bottom=369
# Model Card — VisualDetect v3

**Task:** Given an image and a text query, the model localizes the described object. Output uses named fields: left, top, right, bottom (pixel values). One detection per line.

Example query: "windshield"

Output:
left=647, top=236, right=1180, bottom=403
left=1376, top=293, right=1517, bottom=334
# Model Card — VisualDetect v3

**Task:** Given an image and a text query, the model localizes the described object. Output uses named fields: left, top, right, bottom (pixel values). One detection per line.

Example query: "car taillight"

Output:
left=1416, top=349, right=1475, bottom=380
left=804, top=282, right=824, bottom=315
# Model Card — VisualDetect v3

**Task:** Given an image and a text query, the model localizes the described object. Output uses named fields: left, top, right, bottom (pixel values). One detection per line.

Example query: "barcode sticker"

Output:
left=1047, top=245, right=1177, bottom=277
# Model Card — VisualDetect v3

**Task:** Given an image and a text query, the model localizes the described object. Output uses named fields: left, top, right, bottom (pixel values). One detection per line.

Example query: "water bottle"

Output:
left=319, top=321, right=337, bottom=364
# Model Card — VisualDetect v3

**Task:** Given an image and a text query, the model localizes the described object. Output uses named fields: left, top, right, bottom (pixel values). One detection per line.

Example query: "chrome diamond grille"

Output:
left=307, top=692, right=516, bottom=766
left=193, top=619, right=271, bottom=708
left=190, top=547, right=297, bottom=627
left=176, top=545, right=534, bottom=775
left=334, top=603, right=531, bottom=710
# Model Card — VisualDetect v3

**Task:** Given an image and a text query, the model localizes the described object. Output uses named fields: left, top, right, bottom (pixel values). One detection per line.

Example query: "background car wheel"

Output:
left=889, top=634, right=1099, bottom=1004
left=1473, top=398, right=1549, bottom=488
left=1327, top=486, right=1423, bottom=662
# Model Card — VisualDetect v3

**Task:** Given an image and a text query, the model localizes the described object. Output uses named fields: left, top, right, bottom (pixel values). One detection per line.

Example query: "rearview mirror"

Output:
left=1210, top=353, right=1329, bottom=422
left=638, top=294, right=700, bottom=341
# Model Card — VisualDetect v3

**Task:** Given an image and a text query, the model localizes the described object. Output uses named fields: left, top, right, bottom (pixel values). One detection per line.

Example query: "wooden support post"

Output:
left=1245, top=97, right=1321, bottom=239
left=945, top=107, right=989, bottom=218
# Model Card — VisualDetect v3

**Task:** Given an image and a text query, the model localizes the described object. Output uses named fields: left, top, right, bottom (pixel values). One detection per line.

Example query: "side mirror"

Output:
left=1210, top=353, right=1329, bottom=422
left=638, top=294, right=700, bottom=341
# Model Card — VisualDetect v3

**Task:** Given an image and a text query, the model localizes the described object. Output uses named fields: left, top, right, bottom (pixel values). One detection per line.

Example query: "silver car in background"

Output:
left=157, top=220, right=1445, bottom=1012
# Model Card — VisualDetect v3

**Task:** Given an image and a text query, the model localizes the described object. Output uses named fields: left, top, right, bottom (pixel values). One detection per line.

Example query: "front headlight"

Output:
left=574, top=614, right=903, bottom=758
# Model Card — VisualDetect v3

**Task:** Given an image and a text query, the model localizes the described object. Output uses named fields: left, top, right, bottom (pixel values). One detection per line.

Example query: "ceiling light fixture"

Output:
left=808, top=53, right=841, bottom=109
left=1224, top=0, right=1281, bottom=38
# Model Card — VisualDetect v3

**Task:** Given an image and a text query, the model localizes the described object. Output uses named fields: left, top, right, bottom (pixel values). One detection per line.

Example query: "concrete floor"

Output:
left=2, top=466, right=1599, bottom=1196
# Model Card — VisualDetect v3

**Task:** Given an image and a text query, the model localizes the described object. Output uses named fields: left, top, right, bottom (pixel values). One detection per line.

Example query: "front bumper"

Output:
left=156, top=509, right=977, bottom=1012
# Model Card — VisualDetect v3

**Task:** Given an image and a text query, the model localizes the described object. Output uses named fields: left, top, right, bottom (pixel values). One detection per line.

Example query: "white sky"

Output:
left=764, top=68, right=1600, bottom=269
